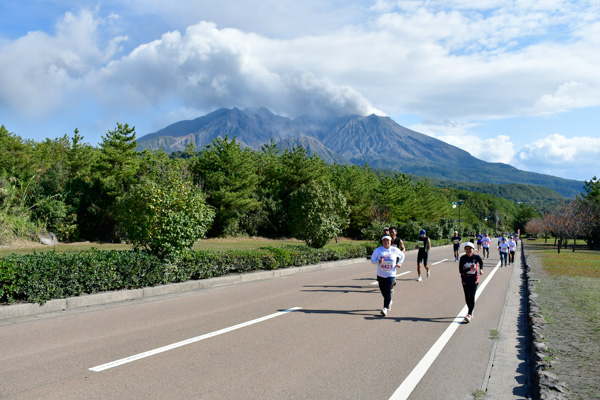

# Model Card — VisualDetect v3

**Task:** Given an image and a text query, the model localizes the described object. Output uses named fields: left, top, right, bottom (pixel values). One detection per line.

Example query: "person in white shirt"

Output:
left=481, top=233, right=491, bottom=259
left=498, top=237, right=510, bottom=267
left=508, top=236, right=517, bottom=265
left=371, top=235, right=405, bottom=316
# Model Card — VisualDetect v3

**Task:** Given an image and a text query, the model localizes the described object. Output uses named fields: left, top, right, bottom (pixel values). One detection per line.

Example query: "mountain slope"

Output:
left=137, top=107, right=584, bottom=198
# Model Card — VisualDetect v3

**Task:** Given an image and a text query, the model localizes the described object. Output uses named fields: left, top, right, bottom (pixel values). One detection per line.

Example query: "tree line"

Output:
left=0, top=123, right=569, bottom=254
left=525, top=177, right=600, bottom=252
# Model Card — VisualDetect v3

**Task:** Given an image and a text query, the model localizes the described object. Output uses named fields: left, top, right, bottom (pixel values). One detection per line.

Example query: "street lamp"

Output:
left=452, top=200, right=464, bottom=232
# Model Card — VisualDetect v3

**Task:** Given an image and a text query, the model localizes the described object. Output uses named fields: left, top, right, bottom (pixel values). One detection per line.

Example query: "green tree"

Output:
left=191, top=136, right=262, bottom=236
left=289, top=180, right=350, bottom=248
left=373, top=174, right=416, bottom=222
left=257, top=144, right=329, bottom=237
left=97, top=123, right=140, bottom=197
left=83, top=123, right=140, bottom=241
left=118, top=172, right=215, bottom=257
left=514, top=204, right=540, bottom=233
left=330, top=164, right=378, bottom=238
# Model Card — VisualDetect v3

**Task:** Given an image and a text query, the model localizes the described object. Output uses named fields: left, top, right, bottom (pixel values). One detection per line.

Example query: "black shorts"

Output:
left=417, top=252, right=429, bottom=265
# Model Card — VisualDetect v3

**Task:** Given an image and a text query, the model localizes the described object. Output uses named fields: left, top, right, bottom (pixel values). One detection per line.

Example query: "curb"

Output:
left=0, top=257, right=367, bottom=320
left=522, top=243, right=570, bottom=400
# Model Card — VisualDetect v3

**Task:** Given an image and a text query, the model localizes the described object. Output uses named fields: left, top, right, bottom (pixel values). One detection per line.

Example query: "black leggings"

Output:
left=462, top=281, right=478, bottom=315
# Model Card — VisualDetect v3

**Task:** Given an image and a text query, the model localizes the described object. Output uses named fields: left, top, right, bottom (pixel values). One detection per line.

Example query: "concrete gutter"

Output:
left=0, top=257, right=367, bottom=320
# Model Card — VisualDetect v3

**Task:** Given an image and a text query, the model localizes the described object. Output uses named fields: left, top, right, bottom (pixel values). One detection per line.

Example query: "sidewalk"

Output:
left=481, top=251, right=533, bottom=399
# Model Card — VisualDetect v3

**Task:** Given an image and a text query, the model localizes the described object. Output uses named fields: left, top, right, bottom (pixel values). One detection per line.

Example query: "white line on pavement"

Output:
left=89, top=307, right=303, bottom=372
left=431, top=259, right=448, bottom=265
left=389, top=261, right=501, bottom=400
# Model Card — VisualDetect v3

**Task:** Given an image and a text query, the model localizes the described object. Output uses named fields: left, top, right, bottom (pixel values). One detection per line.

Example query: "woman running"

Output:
left=459, top=242, right=483, bottom=323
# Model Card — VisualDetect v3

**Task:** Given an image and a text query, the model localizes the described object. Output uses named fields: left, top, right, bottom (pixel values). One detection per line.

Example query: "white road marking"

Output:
left=389, top=261, right=501, bottom=400
left=431, top=259, right=448, bottom=265
left=371, top=271, right=412, bottom=284
left=89, top=307, right=302, bottom=372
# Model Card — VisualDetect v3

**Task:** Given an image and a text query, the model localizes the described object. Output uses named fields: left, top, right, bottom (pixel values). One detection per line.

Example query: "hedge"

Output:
left=0, top=243, right=376, bottom=305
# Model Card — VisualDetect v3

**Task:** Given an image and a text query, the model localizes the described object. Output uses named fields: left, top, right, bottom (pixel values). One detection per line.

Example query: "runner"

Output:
left=476, top=232, right=483, bottom=254
left=377, top=227, right=391, bottom=247
left=390, top=227, right=406, bottom=252
left=498, top=237, right=509, bottom=267
left=370, top=235, right=405, bottom=316
left=458, top=242, right=484, bottom=323
left=507, top=236, right=516, bottom=265
left=481, top=232, right=491, bottom=258
left=451, top=231, right=462, bottom=261
left=469, top=231, right=476, bottom=245
left=415, top=229, right=431, bottom=281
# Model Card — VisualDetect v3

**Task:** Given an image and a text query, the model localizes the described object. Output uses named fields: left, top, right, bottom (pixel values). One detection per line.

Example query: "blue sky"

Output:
left=1, top=0, right=599, bottom=182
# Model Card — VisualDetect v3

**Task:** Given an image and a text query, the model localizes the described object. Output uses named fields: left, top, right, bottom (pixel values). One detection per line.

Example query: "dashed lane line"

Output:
left=89, top=307, right=303, bottom=372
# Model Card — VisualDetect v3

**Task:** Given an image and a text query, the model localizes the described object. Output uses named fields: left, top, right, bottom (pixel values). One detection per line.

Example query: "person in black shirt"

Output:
left=389, top=227, right=406, bottom=252
left=458, top=242, right=483, bottom=323
left=451, top=231, right=462, bottom=262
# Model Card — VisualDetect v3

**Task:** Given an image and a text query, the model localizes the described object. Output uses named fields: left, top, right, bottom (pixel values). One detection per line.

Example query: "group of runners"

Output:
left=370, top=227, right=519, bottom=322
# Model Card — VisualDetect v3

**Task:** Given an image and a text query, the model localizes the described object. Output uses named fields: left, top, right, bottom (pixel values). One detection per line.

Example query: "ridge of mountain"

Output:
left=137, top=107, right=584, bottom=198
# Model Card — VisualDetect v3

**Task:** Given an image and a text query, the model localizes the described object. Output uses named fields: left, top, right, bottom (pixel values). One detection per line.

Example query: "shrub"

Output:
left=118, top=176, right=215, bottom=257
left=289, top=181, right=350, bottom=248
left=0, top=242, right=372, bottom=304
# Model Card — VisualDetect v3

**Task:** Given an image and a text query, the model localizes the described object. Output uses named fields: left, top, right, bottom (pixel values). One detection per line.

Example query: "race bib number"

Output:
left=381, top=257, right=395, bottom=271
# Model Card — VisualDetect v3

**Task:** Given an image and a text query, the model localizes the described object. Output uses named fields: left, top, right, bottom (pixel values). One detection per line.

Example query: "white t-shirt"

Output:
left=508, top=240, right=516, bottom=251
left=371, top=246, right=405, bottom=278
left=498, top=242, right=509, bottom=253
left=482, top=237, right=491, bottom=248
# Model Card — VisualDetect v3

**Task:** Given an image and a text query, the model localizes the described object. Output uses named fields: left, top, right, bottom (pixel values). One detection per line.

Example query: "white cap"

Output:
left=464, top=242, right=475, bottom=249
left=382, top=235, right=392, bottom=241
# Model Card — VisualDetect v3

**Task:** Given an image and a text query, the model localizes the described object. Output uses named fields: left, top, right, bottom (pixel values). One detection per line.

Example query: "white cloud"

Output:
left=410, top=121, right=516, bottom=163
left=515, top=134, right=600, bottom=180
left=1, top=1, right=599, bottom=182
left=534, top=81, right=600, bottom=115
left=91, top=21, right=384, bottom=119
left=0, top=8, right=125, bottom=116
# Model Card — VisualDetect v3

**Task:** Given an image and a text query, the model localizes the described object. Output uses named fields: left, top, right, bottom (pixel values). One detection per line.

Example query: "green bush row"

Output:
left=0, top=243, right=377, bottom=304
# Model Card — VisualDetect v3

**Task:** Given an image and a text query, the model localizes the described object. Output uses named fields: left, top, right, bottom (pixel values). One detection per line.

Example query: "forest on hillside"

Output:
left=0, top=123, right=573, bottom=251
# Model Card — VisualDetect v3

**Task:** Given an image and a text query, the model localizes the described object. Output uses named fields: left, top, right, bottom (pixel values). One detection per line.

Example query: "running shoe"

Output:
left=464, top=314, right=472, bottom=323
left=388, top=300, right=393, bottom=310
left=417, top=276, right=422, bottom=282
left=381, top=308, right=388, bottom=316
left=427, top=270, right=431, bottom=278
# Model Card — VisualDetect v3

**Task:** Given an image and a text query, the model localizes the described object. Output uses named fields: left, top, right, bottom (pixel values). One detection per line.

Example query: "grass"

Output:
left=489, top=329, right=500, bottom=340
left=525, top=239, right=600, bottom=278
left=526, top=238, right=600, bottom=398
left=0, top=236, right=371, bottom=257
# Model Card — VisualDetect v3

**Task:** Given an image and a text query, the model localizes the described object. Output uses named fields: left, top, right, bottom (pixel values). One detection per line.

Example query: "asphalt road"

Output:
left=0, top=245, right=515, bottom=400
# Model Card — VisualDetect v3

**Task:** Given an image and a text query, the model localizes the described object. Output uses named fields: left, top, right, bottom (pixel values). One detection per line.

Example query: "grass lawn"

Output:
left=525, top=238, right=600, bottom=399
left=0, top=237, right=372, bottom=257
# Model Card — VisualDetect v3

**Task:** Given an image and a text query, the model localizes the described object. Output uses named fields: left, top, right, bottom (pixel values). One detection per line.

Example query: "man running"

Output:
left=459, top=242, right=483, bottom=323
left=476, top=232, right=483, bottom=254
left=451, top=231, right=462, bottom=261
left=415, top=229, right=431, bottom=281
left=371, top=235, right=405, bottom=316
left=390, top=227, right=406, bottom=252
